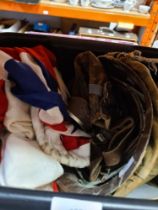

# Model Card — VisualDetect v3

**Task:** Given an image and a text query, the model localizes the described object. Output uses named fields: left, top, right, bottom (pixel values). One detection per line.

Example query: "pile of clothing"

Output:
left=0, top=45, right=158, bottom=196
left=0, top=46, right=90, bottom=191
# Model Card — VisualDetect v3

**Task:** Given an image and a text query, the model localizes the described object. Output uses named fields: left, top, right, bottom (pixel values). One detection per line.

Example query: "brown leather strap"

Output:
left=103, top=117, right=134, bottom=167
left=89, top=84, right=102, bottom=96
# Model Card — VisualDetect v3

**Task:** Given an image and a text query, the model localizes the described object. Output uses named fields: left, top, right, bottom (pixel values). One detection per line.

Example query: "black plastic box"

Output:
left=0, top=33, right=158, bottom=210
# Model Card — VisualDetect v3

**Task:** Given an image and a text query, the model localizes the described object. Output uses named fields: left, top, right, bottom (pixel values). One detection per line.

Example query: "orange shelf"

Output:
left=0, top=0, right=158, bottom=46
left=0, top=0, right=150, bottom=26
left=141, top=0, right=158, bottom=46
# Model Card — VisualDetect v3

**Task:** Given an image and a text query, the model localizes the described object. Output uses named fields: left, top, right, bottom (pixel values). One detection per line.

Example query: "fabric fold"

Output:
left=4, top=80, right=34, bottom=139
left=0, top=133, right=63, bottom=189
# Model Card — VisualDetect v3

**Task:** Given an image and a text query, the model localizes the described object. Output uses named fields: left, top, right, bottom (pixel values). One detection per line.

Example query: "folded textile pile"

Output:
left=0, top=45, right=158, bottom=196
left=0, top=46, right=90, bottom=190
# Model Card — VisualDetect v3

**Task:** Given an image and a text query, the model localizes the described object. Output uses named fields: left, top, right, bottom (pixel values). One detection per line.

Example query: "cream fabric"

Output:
left=31, top=107, right=90, bottom=168
left=4, top=80, right=34, bottom=139
left=0, top=133, right=63, bottom=189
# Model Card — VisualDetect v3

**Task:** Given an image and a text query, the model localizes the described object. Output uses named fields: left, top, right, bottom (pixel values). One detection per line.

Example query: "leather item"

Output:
left=100, top=51, right=157, bottom=196
left=103, top=117, right=134, bottom=167
left=61, top=51, right=153, bottom=195
left=69, top=51, right=107, bottom=130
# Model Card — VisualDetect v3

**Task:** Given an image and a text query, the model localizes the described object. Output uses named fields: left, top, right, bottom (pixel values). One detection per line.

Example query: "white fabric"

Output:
left=0, top=50, right=11, bottom=80
left=0, top=50, right=12, bottom=69
left=39, top=107, right=63, bottom=125
left=0, top=133, right=63, bottom=189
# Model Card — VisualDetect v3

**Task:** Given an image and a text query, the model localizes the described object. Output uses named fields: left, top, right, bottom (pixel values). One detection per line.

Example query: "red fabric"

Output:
left=0, top=80, right=8, bottom=131
left=44, top=121, right=68, bottom=132
left=1, top=46, right=57, bottom=79
left=0, top=48, right=20, bottom=60
left=52, top=181, right=59, bottom=192
left=43, top=120, right=90, bottom=151
left=61, top=135, right=89, bottom=151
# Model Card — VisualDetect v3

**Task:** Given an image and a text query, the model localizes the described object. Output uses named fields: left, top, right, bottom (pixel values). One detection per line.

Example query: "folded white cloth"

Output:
left=4, top=80, right=34, bottom=139
left=0, top=133, right=63, bottom=189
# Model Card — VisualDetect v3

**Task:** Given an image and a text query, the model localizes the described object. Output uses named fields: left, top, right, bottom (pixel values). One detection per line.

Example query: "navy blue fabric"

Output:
left=5, top=59, right=69, bottom=119
left=34, top=57, right=58, bottom=92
